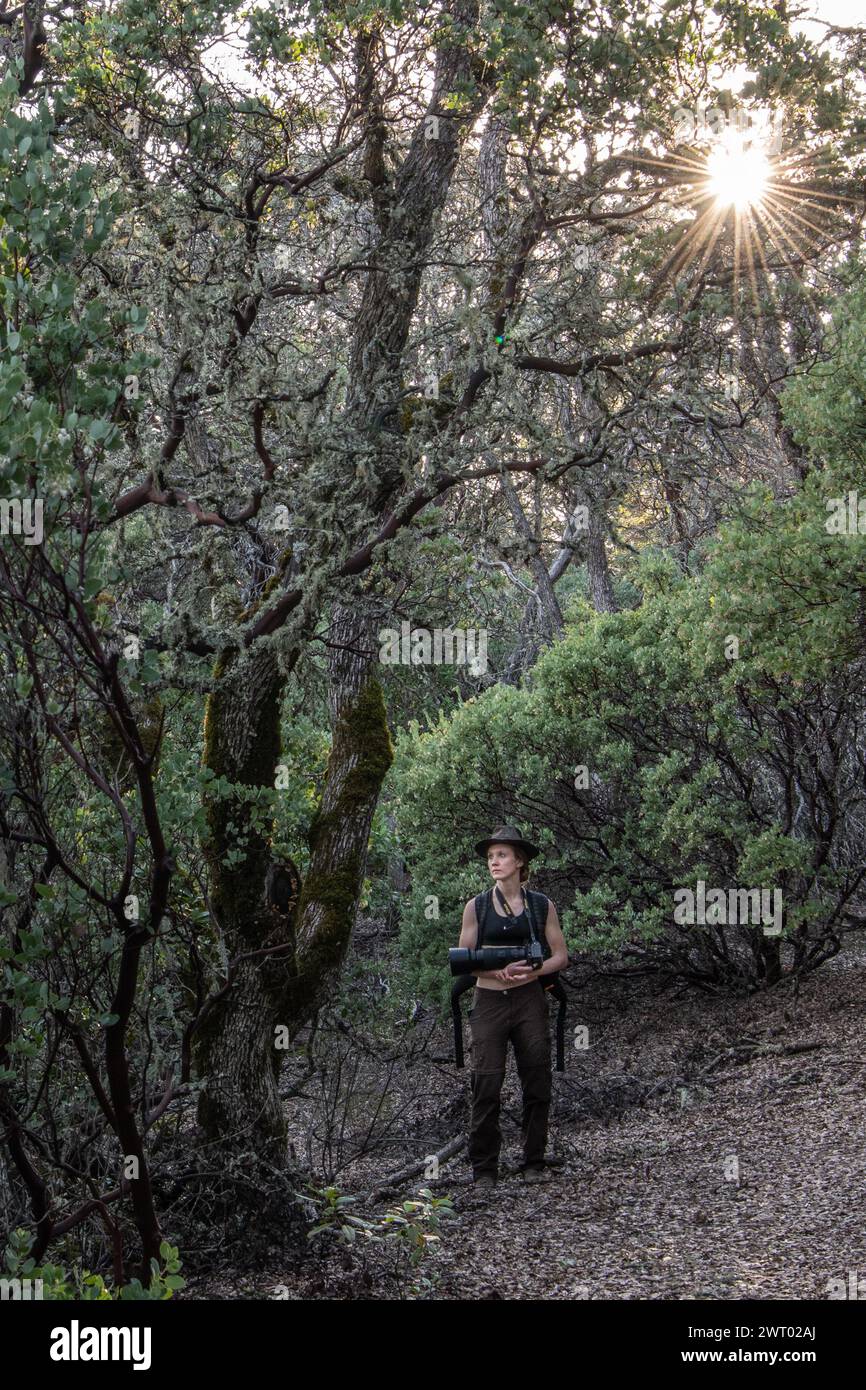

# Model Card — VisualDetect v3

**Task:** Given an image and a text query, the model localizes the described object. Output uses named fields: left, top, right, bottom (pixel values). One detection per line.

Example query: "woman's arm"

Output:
left=537, top=899, right=568, bottom=977
left=458, top=899, right=477, bottom=950
left=459, top=899, right=504, bottom=981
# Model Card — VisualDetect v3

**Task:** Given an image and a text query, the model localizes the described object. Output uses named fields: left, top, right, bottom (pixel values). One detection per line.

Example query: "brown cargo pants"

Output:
left=467, top=981, right=552, bottom=1177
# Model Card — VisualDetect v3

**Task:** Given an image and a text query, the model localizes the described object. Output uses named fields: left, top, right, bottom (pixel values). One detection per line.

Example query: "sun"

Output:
left=638, top=104, right=861, bottom=318
left=706, top=141, right=770, bottom=211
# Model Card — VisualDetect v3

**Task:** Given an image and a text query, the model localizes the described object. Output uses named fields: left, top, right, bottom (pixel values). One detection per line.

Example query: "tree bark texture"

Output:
left=194, top=640, right=293, bottom=1159
left=288, top=601, right=394, bottom=1023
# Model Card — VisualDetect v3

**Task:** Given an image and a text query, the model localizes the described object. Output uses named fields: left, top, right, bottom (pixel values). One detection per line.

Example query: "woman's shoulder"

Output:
left=527, top=888, right=555, bottom=915
left=462, top=888, right=491, bottom=913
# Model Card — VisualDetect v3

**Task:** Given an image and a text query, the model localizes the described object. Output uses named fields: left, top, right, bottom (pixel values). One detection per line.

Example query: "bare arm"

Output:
left=537, top=900, right=568, bottom=977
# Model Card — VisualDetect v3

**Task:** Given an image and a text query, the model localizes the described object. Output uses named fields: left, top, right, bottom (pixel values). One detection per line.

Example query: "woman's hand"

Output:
left=495, top=962, right=537, bottom=986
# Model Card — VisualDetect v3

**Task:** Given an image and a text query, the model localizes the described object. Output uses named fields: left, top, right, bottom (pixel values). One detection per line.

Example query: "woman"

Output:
left=458, top=825, right=568, bottom=1189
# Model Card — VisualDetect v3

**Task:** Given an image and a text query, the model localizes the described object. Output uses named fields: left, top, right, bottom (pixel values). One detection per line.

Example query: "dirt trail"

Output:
left=184, top=945, right=866, bottom=1299
left=432, top=951, right=866, bottom=1300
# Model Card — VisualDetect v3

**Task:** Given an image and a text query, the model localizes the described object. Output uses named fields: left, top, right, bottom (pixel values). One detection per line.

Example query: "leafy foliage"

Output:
left=2, top=1228, right=185, bottom=1300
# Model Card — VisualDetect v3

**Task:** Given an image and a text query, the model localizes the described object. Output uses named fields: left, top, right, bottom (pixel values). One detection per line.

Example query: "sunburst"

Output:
left=630, top=114, right=863, bottom=319
left=705, top=137, right=770, bottom=211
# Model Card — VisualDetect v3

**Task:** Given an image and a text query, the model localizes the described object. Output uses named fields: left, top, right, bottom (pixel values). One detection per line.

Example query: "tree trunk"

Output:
left=501, top=469, right=565, bottom=640
left=554, top=379, right=618, bottom=614
left=193, top=603, right=394, bottom=1157
left=193, top=640, right=293, bottom=1160
left=288, top=600, right=394, bottom=1023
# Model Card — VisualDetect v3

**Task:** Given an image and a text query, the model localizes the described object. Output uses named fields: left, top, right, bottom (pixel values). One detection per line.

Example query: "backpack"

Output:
left=450, top=887, right=568, bottom=1071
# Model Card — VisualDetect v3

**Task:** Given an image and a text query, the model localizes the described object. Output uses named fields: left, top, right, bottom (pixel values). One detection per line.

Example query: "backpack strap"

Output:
left=451, top=892, right=492, bottom=1068
left=549, top=976, right=568, bottom=1072
left=474, top=889, right=492, bottom=947
left=523, top=888, right=547, bottom=952
left=451, top=975, right=475, bottom=1067
left=525, top=890, right=567, bottom=1071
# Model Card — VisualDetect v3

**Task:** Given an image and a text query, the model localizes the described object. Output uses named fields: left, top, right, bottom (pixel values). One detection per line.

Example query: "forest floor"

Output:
left=183, top=932, right=866, bottom=1301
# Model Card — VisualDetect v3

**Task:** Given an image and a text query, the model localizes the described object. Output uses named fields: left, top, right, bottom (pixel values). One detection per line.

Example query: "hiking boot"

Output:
left=521, top=1164, right=548, bottom=1184
left=473, top=1172, right=498, bottom=1191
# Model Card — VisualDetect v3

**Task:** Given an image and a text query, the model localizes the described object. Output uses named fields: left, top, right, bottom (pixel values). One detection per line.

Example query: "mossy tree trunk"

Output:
left=289, top=601, right=393, bottom=1022
left=193, top=640, right=295, bottom=1161
left=193, top=605, right=392, bottom=1160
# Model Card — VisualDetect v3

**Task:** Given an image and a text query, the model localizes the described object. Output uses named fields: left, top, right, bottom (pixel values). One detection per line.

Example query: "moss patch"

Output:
left=308, top=678, right=393, bottom=852
left=293, top=677, right=393, bottom=1006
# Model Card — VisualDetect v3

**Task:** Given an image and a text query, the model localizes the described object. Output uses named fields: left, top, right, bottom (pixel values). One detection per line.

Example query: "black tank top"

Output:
left=480, top=902, right=533, bottom=948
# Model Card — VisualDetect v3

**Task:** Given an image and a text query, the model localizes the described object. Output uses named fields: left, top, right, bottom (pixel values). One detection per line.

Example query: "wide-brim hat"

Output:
left=474, top=825, right=541, bottom=861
